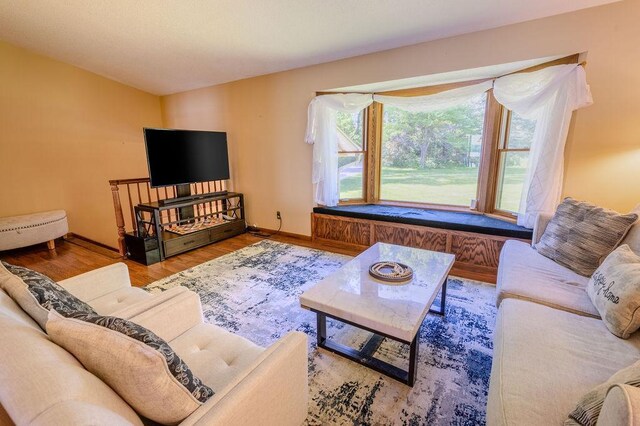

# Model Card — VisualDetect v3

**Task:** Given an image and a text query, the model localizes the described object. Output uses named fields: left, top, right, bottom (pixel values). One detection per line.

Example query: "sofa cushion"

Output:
left=169, top=323, right=264, bottom=391
left=621, top=222, right=640, bottom=256
left=568, top=360, right=640, bottom=425
left=47, top=310, right=215, bottom=424
left=535, top=198, right=637, bottom=276
left=597, top=384, right=640, bottom=426
left=497, top=240, right=597, bottom=317
left=0, top=261, right=95, bottom=329
left=29, top=401, right=140, bottom=426
left=87, top=286, right=151, bottom=315
left=0, top=290, right=142, bottom=426
left=486, top=299, right=640, bottom=426
left=587, top=245, right=640, bottom=339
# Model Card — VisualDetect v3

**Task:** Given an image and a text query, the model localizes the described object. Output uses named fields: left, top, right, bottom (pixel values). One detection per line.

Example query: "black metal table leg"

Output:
left=317, top=312, right=327, bottom=346
left=313, top=309, right=416, bottom=386
left=428, top=277, right=447, bottom=316
left=407, top=334, right=419, bottom=386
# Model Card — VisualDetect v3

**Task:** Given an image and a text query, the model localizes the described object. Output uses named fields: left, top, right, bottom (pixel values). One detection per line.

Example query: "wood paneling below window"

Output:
left=311, top=213, right=529, bottom=283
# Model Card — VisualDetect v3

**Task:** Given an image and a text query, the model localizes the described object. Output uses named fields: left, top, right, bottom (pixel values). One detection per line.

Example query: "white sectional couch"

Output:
left=0, top=263, right=308, bottom=425
left=487, top=214, right=640, bottom=425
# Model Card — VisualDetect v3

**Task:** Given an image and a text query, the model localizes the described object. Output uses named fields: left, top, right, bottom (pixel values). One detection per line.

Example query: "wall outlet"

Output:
left=276, top=211, right=281, bottom=220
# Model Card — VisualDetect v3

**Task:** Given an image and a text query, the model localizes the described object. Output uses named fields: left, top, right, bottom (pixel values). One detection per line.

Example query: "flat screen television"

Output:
left=144, top=128, right=230, bottom=188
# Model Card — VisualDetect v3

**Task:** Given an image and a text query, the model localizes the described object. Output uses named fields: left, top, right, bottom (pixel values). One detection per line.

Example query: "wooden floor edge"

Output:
left=253, top=227, right=312, bottom=241
left=66, top=233, right=119, bottom=252
left=65, top=233, right=122, bottom=259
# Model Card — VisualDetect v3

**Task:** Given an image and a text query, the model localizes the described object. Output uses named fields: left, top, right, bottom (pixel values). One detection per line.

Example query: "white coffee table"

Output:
left=300, top=242, right=455, bottom=386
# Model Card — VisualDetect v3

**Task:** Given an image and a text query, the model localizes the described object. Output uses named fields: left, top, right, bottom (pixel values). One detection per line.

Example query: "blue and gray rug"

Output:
left=145, top=240, right=496, bottom=425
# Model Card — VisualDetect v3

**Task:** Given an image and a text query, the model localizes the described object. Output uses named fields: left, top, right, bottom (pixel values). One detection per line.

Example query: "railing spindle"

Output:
left=126, top=184, right=135, bottom=233
left=136, top=183, right=142, bottom=205
left=109, top=183, right=127, bottom=256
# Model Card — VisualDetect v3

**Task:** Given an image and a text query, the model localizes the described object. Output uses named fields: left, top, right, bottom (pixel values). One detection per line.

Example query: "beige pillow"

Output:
left=536, top=198, right=637, bottom=276
left=46, top=310, right=214, bottom=424
left=567, top=360, right=640, bottom=426
left=621, top=222, right=640, bottom=257
left=587, top=245, right=640, bottom=339
left=0, top=261, right=95, bottom=329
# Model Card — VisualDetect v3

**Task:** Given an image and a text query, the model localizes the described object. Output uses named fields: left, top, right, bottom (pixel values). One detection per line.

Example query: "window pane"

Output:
left=507, top=112, right=536, bottom=149
left=339, top=153, right=364, bottom=200
left=496, top=151, right=529, bottom=213
left=380, top=94, right=486, bottom=206
left=336, top=110, right=364, bottom=151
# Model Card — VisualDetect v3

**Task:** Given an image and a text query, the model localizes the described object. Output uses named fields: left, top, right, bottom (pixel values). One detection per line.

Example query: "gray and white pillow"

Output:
left=536, top=198, right=638, bottom=276
left=566, top=360, right=640, bottom=425
left=587, top=245, right=640, bottom=339
left=0, top=261, right=95, bottom=329
left=47, top=309, right=214, bottom=424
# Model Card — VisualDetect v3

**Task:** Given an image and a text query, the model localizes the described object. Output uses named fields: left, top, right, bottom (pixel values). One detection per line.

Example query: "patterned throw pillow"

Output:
left=587, top=245, right=640, bottom=338
left=536, top=198, right=638, bottom=276
left=566, top=360, right=640, bottom=426
left=46, top=309, right=214, bottom=424
left=0, top=261, right=95, bottom=329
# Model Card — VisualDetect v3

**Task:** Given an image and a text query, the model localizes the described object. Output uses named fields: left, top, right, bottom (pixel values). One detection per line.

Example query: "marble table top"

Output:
left=300, top=242, right=455, bottom=342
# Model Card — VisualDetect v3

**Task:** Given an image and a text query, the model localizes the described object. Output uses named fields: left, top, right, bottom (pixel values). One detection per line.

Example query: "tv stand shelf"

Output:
left=132, top=192, right=245, bottom=261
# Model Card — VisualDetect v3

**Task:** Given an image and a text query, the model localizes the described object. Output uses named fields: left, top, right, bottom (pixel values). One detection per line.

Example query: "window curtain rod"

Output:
left=316, top=62, right=587, bottom=98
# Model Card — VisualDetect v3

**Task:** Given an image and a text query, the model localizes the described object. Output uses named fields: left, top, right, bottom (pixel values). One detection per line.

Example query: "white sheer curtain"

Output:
left=373, top=80, right=493, bottom=112
left=493, top=64, right=593, bottom=228
left=305, top=94, right=373, bottom=206
left=304, top=84, right=492, bottom=206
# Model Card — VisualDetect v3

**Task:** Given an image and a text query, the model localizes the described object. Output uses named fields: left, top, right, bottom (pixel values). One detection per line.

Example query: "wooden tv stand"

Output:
left=134, top=192, right=245, bottom=260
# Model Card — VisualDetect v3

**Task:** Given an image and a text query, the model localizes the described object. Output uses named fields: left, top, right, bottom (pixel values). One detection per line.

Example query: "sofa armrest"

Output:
left=128, top=289, right=204, bottom=342
left=597, top=384, right=640, bottom=426
left=181, top=332, right=308, bottom=426
left=531, top=212, right=554, bottom=247
left=58, top=263, right=131, bottom=302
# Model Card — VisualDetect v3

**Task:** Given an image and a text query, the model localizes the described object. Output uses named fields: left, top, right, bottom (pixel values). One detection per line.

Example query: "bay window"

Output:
left=379, top=93, right=487, bottom=207
left=494, top=110, right=535, bottom=214
left=307, top=54, right=590, bottom=225
left=336, top=110, right=366, bottom=201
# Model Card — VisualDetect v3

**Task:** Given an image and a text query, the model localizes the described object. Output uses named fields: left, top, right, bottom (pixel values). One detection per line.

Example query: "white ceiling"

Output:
left=0, top=0, right=618, bottom=95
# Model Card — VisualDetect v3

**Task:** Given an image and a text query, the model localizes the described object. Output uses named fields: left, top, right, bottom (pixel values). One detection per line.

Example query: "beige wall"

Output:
left=3, top=1, right=637, bottom=248
left=0, top=41, right=162, bottom=248
left=162, top=0, right=640, bottom=236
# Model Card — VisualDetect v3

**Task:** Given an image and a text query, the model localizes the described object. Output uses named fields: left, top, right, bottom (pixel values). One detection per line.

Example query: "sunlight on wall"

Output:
left=563, top=146, right=640, bottom=212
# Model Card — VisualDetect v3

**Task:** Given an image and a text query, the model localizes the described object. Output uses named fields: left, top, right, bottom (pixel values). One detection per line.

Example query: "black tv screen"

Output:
left=144, top=128, right=230, bottom=188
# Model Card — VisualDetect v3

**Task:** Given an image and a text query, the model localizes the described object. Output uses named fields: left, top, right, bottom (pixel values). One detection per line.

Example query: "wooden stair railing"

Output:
left=109, top=178, right=226, bottom=256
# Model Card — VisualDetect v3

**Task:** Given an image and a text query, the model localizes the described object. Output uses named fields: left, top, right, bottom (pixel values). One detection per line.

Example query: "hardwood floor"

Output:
left=0, top=233, right=363, bottom=287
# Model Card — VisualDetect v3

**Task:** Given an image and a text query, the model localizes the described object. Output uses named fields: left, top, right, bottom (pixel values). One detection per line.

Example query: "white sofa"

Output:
left=487, top=214, right=640, bottom=425
left=0, top=263, right=308, bottom=425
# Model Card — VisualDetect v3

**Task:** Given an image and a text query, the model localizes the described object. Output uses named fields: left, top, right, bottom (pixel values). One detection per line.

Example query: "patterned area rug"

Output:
left=145, top=240, right=496, bottom=425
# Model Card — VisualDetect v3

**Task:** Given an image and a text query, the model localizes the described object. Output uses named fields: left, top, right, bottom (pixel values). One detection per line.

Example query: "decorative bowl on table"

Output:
left=368, top=261, right=413, bottom=284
